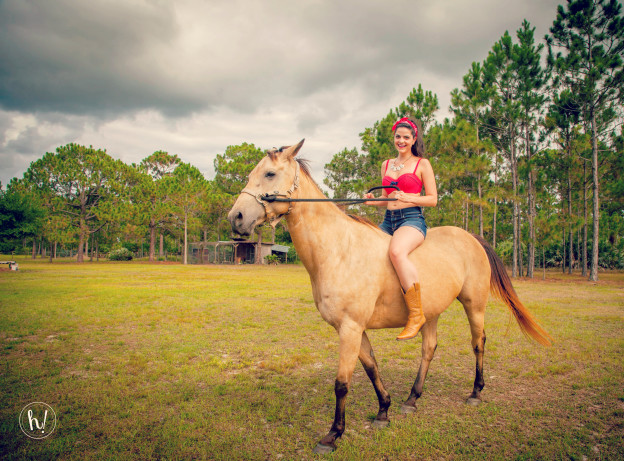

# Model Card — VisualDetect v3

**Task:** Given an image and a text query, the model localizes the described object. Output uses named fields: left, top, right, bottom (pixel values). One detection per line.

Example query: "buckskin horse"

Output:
left=227, top=140, right=551, bottom=454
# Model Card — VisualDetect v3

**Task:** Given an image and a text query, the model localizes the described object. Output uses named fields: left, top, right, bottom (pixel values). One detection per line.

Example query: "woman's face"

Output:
left=394, top=127, right=415, bottom=156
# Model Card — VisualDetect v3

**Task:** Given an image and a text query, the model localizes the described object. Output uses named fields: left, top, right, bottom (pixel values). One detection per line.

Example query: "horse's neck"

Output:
left=285, top=176, right=355, bottom=274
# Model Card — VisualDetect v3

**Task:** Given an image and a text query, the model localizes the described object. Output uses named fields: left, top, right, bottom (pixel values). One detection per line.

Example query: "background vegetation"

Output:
left=1, top=0, right=623, bottom=280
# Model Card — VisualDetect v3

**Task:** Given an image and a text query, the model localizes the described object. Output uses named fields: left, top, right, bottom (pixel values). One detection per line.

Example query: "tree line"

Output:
left=325, top=0, right=624, bottom=281
left=0, top=143, right=275, bottom=264
left=1, top=0, right=622, bottom=279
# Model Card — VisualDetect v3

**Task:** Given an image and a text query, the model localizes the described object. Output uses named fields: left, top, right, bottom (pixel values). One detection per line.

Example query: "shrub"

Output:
left=122, top=242, right=139, bottom=253
left=108, top=247, right=133, bottom=261
left=265, top=254, right=280, bottom=265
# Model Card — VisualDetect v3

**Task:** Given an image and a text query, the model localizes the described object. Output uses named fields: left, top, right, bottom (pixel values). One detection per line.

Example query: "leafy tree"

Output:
left=199, top=180, right=236, bottom=242
left=358, top=110, right=397, bottom=194
left=394, top=84, right=440, bottom=133
left=23, top=144, right=129, bottom=262
left=213, top=143, right=265, bottom=195
left=0, top=182, right=45, bottom=254
left=44, top=213, right=76, bottom=260
left=450, top=62, right=490, bottom=126
left=170, top=162, right=206, bottom=265
left=546, top=0, right=624, bottom=280
left=323, top=147, right=366, bottom=199
left=133, top=151, right=181, bottom=261
left=427, top=119, right=493, bottom=234
left=603, top=125, right=624, bottom=213
left=139, top=150, right=180, bottom=179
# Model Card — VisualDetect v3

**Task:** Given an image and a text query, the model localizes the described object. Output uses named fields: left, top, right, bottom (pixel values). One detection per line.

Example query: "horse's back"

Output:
left=413, top=226, right=490, bottom=317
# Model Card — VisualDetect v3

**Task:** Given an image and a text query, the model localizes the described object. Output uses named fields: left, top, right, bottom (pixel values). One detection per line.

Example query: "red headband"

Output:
left=392, top=117, right=418, bottom=138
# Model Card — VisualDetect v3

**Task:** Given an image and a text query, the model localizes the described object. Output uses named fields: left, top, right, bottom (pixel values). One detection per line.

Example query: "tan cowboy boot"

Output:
left=396, top=282, right=426, bottom=340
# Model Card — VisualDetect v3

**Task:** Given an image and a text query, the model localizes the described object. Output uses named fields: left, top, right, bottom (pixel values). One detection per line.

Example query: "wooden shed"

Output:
left=190, top=240, right=289, bottom=264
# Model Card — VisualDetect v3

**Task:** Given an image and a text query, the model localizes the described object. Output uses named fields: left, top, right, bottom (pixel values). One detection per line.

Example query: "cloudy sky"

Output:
left=0, top=0, right=563, bottom=187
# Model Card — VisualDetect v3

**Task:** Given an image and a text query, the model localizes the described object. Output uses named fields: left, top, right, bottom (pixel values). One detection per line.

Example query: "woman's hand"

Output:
left=363, top=192, right=376, bottom=206
left=395, top=191, right=411, bottom=203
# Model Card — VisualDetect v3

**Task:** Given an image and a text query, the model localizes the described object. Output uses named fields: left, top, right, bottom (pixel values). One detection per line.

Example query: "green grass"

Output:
left=1, top=257, right=623, bottom=460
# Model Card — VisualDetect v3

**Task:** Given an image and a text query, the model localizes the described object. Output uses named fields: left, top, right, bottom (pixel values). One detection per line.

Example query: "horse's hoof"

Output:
left=371, top=419, right=389, bottom=429
left=400, top=404, right=417, bottom=414
left=313, top=443, right=335, bottom=455
left=466, top=397, right=481, bottom=406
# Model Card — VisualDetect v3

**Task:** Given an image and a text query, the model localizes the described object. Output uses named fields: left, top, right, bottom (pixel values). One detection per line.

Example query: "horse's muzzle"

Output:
left=228, top=209, right=253, bottom=237
left=228, top=198, right=265, bottom=237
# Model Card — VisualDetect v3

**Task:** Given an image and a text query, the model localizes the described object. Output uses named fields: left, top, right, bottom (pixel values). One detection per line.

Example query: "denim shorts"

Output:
left=379, top=207, right=427, bottom=237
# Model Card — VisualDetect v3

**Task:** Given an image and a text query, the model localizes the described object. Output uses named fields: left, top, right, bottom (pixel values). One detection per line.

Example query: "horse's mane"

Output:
left=295, top=157, right=313, bottom=178
left=295, top=157, right=378, bottom=230
left=346, top=213, right=377, bottom=228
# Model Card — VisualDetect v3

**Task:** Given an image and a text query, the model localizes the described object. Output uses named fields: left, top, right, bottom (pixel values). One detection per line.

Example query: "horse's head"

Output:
left=228, top=139, right=305, bottom=237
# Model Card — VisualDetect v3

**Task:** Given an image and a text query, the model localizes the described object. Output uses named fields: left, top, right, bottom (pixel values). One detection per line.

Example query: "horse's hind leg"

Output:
left=401, top=317, right=438, bottom=413
left=462, top=301, right=487, bottom=405
left=359, top=331, right=391, bottom=427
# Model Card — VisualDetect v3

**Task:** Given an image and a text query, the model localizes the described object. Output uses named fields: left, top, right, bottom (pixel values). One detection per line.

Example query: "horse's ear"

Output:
left=284, top=139, right=305, bottom=159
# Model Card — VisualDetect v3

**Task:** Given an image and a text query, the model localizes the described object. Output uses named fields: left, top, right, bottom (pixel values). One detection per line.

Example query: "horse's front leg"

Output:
left=359, top=331, right=391, bottom=427
left=313, top=320, right=363, bottom=454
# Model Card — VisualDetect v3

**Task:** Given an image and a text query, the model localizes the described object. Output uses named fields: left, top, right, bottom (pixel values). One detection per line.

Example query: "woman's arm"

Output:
left=395, top=158, right=438, bottom=207
left=364, top=160, right=390, bottom=206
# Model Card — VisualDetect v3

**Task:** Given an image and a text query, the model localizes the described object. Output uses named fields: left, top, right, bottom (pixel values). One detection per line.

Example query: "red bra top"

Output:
left=382, top=158, right=423, bottom=194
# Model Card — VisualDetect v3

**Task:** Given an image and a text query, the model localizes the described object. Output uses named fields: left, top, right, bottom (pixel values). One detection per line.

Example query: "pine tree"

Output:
left=483, top=31, right=524, bottom=276
left=546, top=0, right=624, bottom=280
left=134, top=151, right=181, bottom=262
left=513, top=20, right=548, bottom=277
left=23, top=144, right=130, bottom=263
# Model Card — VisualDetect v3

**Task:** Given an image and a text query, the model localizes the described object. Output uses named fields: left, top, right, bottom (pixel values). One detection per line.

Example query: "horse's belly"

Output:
left=365, top=277, right=462, bottom=330
left=366, top=288, right=406, bottom=329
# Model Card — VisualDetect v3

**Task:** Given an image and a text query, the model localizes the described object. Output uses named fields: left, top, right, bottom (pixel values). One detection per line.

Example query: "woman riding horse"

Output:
left=364, top=117, right=437, bottom=340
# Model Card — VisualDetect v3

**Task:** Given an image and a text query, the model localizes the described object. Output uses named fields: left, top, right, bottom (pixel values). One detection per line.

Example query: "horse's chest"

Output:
left=312, top=292, right=343, bottom=328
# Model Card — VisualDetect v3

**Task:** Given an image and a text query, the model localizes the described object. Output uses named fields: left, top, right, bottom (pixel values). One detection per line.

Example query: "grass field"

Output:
left=1, top=257, right=623, bottom=460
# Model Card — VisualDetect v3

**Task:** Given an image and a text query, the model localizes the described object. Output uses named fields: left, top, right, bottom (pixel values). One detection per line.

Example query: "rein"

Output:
left=261, top=186, right=398, bottom=205
left=240, top=162, right=398, bottom=223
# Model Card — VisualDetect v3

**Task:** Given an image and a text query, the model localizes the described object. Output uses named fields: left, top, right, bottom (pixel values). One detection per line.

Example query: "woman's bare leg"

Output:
left=388, top=226, right=425, bottom=291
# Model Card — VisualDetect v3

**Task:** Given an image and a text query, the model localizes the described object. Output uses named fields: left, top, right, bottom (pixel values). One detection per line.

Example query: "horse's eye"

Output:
left=265, top=171, right=276, bottom=179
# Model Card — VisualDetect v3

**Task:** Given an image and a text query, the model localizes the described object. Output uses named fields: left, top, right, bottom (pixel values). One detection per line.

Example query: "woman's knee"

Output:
left=388, top=244, right=407, bottom=264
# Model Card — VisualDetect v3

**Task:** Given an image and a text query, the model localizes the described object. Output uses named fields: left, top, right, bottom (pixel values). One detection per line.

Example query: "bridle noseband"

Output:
left=240, top=161, right=301, bottom=224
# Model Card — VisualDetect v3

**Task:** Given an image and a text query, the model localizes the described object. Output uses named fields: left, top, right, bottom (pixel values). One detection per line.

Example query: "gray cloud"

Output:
left=1, top=0, right=563, bottom=186
left=1, top=0, right=560, bottom=115
left=0, top=0, right=212, bottom=115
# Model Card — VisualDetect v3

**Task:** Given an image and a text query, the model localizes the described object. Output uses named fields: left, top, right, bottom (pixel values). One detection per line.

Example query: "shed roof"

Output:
left=271, top=244, right=290, bottom=253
